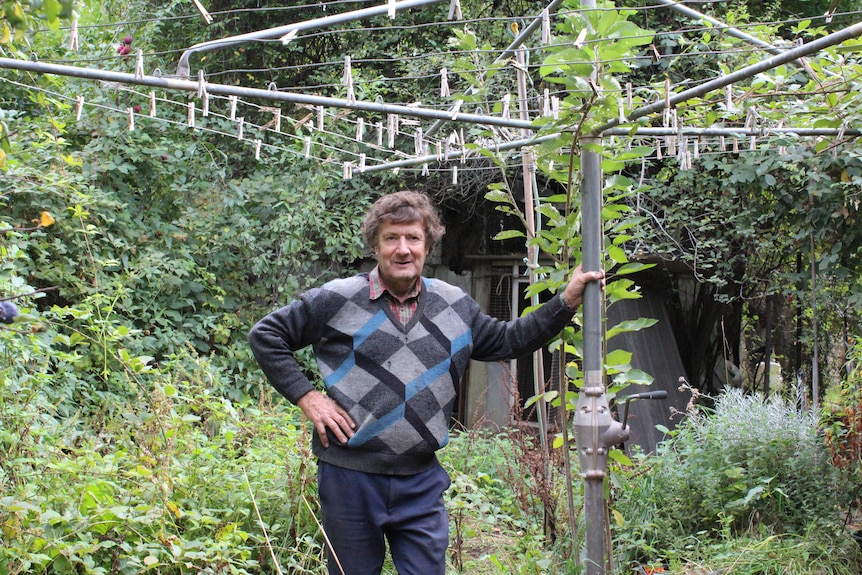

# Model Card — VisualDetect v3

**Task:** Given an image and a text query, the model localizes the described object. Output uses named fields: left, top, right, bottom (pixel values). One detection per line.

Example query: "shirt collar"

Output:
left=369, top=266, right=422, bottom=301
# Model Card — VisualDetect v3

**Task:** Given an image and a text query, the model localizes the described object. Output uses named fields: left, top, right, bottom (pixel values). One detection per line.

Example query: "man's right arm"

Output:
left=248, top=295, right=354, bottom=447
left=247, top=299, right=318, bottom=405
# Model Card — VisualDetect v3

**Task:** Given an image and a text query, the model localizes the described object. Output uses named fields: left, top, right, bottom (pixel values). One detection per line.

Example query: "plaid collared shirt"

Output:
left=369, top=266, right=421, bottom=325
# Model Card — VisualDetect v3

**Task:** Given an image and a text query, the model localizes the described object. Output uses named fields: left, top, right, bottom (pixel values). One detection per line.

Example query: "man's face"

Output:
left=374, top=219, right=428, bottom=298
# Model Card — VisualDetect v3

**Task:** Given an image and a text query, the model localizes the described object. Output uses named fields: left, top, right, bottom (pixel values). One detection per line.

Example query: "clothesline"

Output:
left=4, top=0, right=861, bottom=179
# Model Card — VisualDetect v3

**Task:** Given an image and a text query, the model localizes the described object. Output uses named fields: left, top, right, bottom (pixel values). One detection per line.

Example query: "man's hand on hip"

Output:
left=296, top=390, right=356, bottom=448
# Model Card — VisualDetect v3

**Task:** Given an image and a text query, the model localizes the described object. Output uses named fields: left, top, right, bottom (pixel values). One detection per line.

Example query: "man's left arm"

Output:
left=470, top=265, right=604, bottom=361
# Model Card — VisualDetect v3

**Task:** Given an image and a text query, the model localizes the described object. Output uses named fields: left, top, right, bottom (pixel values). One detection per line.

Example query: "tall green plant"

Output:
left=458, top=2, right=660, bottom=566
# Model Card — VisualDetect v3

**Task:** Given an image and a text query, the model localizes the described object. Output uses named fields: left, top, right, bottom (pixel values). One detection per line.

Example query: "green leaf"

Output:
left=607, top=245, right=628, bottom=264
left=608, top=449, right=632, bottom=467
left=614, top=262, right=655, bottom=275
left=43, top=0, right=62, bottom=22
left=492, top=229, right=525, bottom=240
left=605, top=317, right=658, bottom=339
left=607, top=278, right=641, bottom=301
left=605, top=348, right=632, bottom=366
left=617, top=368, right=654, bottom=386
left=484, top=190, right=511, bottom=203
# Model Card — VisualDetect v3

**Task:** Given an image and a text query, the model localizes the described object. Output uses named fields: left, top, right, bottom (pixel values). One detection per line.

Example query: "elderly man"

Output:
left=248, top=190, right=602, bottom=575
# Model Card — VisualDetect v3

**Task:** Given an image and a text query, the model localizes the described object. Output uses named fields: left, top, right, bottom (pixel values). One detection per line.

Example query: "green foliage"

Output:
left=0, top=348, right=321, bottom=575
left=1, top=12, right=377, bottom=400
left=1, top=0, right=74, bottom=56
left=440, top=428, right=584, bottom=575
left=657, top=529, right=862, bottom=575
left=538, top=1, right=654, bottom=137
left=479, top=7, right=663, bottom=565
left=640, top=143, right=862, bottom=298
left=822, top=338, right=862, bottom=509
left=614, top=388, right=855, bottom=570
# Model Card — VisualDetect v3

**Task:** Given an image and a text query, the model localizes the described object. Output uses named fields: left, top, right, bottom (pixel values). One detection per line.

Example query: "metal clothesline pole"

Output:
left=656, top=0, right=807, bottom=68
left=597, top=20, right=862, bottom=134
left=175, top=0, right=445, bottom=78
left=358, top=126, right=861, bottom=173
left=0, top=57, right=534, bottom=131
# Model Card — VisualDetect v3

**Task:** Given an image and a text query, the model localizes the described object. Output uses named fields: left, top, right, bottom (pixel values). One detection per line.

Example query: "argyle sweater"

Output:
left=248, top=273, right=575, bottom=475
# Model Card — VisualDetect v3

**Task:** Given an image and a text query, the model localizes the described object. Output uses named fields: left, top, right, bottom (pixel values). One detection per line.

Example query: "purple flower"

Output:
left=0, top=301, right=19, bottom=324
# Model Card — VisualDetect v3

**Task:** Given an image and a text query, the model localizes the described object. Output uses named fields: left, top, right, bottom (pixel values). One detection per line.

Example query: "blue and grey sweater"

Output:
left=248, top=273, right=574, bottom=475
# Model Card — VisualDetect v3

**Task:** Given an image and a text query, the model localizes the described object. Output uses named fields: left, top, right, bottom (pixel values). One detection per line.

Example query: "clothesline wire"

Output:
left=36, top=37, right=852, bottom=111
left=3, top=69, right=848, bottom=185
left=0, top=75, right=351, bottom=167
left=0, top=69, right=797, bottom=182
left=32, top=2, right=856, bottom=110
left=7, top=43, right=854, bottom=152
left=1, top=71, right=513, bottom=171
left=5, top=2, right=861, bottom=177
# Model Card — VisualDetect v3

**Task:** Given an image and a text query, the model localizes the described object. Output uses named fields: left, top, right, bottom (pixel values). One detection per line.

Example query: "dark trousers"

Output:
left=317, top=461, right=451, bottom=575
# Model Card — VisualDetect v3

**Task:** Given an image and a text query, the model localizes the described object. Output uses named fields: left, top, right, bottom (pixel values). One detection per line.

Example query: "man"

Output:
left=248, top=190, right=603, bottom=575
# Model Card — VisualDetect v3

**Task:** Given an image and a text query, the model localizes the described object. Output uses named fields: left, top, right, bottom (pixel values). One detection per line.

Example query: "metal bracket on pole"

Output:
left=574, top=381, right=630, bottom=480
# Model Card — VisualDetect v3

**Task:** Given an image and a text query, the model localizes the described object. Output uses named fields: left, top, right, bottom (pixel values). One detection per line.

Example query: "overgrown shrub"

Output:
left=614, top=388, right=856, bottom=571
left=0, top=351, right=324, bottom=575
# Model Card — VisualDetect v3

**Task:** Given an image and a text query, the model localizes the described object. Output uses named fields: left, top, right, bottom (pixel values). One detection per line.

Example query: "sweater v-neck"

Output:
left=376, top=278, right=426, bottom=333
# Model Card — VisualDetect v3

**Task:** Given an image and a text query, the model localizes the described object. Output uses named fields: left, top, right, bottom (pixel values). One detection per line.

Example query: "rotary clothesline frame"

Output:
left=3, top=0, right=862, bottom=181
